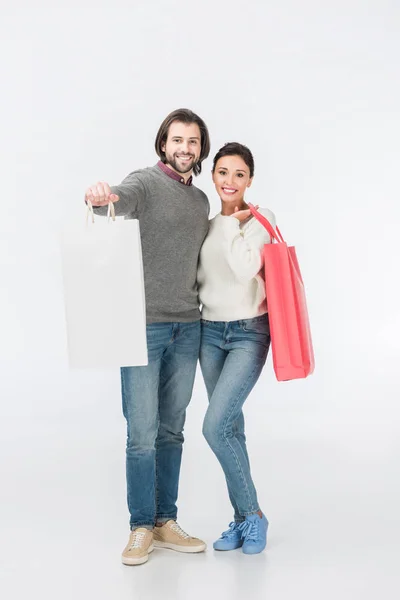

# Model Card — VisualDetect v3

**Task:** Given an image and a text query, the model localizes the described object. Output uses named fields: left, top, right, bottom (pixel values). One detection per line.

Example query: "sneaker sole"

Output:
left=242, top=544, right=266, bottom=555
left=153, top=540, right=206, bottom=553
left=122, top=544, right=154, bottom=565
left=213, top=542, right=243, bottom=551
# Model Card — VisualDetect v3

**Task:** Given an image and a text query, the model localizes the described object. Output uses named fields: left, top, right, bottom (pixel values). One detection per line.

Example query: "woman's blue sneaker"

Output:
left=239, top=513, right=269, bottom=554
left=213, top=521, right=244, bottom=551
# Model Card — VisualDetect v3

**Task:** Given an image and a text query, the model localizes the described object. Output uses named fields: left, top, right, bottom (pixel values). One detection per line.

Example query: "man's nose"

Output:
left=180, top=141, right=190, bottom=153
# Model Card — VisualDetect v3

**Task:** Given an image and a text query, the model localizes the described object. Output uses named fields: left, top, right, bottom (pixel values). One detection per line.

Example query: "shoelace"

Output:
left=238, top=519, right=259, bottom=542
left=220, top=522, right=241, bottom=539
left=170, top=522, right=190, bottom=539
left=129, top=530, right=146, bottom=549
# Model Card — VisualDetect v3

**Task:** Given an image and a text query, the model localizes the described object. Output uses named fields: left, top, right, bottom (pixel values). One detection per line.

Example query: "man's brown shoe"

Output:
left=153, top=520, right=206, bottom=553
left=121, top=528, right=154, bottom=565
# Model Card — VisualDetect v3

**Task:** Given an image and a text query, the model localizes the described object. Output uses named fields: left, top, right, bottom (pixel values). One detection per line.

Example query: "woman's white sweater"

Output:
left=197, top=207, right=276, bottom=321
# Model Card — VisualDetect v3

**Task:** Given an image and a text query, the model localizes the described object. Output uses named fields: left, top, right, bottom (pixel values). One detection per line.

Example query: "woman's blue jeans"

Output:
left=199, top=314, right=270, bottom=521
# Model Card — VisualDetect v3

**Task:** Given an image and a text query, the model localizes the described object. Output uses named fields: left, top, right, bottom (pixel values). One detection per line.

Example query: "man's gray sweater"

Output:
left=94, top=164, right=210, bottom=323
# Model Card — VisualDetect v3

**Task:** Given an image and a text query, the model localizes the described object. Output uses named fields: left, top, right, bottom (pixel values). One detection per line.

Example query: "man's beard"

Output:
left=165, top=152, right=198, bottom=174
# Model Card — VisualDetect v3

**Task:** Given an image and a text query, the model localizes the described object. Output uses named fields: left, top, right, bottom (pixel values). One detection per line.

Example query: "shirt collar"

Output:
left=157, top=160, right=193, bottom=186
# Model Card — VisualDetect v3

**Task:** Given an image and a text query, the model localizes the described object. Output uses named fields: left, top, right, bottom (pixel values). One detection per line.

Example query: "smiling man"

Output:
left=85, top=109, right=210, bottom=565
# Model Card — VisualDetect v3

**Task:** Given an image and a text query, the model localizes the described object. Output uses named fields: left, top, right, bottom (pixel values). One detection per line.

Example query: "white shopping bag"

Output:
left=60, top=203, right=148, bottom=368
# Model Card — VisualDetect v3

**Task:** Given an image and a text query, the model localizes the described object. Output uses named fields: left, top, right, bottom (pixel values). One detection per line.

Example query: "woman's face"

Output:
left=212, top=155, right=253, bottom=205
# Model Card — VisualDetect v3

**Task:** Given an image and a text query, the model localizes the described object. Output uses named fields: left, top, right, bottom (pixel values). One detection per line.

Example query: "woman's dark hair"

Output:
left=212, top=142, right=255, bottom=178
left=154, top=108, right=210, bottom=176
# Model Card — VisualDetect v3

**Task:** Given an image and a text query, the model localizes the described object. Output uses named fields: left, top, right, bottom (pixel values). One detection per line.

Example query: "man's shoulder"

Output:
left=192, top=185, right=210, bottom=216
left=191, top=182, right=209, bottom=201
left=118, top=165, right=164, bottom=193
left=123, top=165, right=159, bottom=181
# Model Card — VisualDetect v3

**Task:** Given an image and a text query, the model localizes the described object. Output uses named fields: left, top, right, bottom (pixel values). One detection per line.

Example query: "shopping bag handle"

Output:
left=248, top=203, right=285, bottom=243
left=86, top=200, right=116, bottom=225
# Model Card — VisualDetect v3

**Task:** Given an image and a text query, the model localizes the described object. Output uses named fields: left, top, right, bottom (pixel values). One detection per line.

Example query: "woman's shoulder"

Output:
left=248, top=206, right=276, bottom=228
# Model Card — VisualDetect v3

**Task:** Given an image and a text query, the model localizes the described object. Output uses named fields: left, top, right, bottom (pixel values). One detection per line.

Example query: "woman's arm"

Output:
left=219, top=208, right=276, bottom=282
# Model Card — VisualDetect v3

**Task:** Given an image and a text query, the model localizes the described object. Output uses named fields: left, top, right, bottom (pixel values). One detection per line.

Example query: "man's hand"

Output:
left=85, top=182, right=119, bottom=206
left=232, top=204, right=259, bottom=222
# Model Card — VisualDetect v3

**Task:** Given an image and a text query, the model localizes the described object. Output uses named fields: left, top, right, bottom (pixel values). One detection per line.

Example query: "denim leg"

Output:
left=201, top=318, right=270, bottom=516
left=235, top=411, right=250, bottom=468
left=120, top=323, right=172, bottom=530
left=232, top=411, right=249, bottom=521
left=199, top=325, right=243, bottom=522
left=155, top=321, right=201, bottom=522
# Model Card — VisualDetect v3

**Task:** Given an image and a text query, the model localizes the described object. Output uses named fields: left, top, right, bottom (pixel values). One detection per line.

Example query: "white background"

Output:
left=1, top=1, right=399, bottom=598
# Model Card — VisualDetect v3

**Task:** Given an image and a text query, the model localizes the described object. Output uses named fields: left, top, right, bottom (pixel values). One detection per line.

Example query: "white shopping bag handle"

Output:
left=86, top=200, right=116, bottom=225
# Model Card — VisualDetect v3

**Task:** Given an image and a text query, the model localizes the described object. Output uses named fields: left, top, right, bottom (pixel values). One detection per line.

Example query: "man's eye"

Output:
left=190, top=140, right=198, bottom=145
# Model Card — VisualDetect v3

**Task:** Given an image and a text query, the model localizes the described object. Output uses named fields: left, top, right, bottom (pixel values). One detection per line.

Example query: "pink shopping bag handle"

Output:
left=248, top=204, right=285, bottom=243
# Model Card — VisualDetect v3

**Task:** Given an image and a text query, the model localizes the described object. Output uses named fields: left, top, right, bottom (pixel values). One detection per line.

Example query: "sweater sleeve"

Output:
left=92, top=170, right=146, bottom=218
left=219, top=209, right=276, bottom=282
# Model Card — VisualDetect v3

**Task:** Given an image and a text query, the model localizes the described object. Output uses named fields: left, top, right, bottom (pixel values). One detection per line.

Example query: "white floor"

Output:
left=1, top=370, right=399, bottom=600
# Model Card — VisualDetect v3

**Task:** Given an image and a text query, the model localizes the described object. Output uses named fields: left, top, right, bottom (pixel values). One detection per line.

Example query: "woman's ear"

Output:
left=247, top=177, right=254, bottom=189
left=211, top=169, right=215, bottom=184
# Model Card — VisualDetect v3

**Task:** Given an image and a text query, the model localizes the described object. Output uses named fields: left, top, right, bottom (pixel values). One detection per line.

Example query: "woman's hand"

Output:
left=232, top=204, right=259, bottom=222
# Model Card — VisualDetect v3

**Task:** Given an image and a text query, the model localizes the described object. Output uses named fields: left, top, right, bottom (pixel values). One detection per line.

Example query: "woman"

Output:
left=197, top=142, right=276, bottom=555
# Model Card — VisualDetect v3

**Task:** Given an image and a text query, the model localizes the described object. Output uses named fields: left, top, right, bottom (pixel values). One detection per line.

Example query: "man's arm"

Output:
left=85, top=172, right=146, bottom=217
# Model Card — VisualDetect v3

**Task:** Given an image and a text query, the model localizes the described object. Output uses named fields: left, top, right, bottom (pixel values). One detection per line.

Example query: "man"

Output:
left=85, top=109, right=210, bottom=565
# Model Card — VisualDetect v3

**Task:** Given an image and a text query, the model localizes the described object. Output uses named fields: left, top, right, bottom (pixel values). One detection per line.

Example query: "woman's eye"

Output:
left=219, top=170, right=226, bottom=175
left=237, top=173, right=244, bottom=178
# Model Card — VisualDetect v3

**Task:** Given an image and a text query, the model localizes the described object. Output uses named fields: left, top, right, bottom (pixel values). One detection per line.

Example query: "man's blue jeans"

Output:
left=121, top=321, right=200, bottom=530
left=199, top=315, right=270, bottom=520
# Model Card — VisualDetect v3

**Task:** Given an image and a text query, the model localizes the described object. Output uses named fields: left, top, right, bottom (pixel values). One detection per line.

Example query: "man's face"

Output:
left=161, top=121, right=201, bottom=175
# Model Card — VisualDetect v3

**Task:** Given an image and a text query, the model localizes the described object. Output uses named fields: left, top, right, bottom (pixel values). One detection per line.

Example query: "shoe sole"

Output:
left=122, top=544, right=154, bottom=565
left=213, top=543, right=243, bottom=551
left=153, top=540, right=206, bottom=553
left=242, top=545, right=266, bottom=555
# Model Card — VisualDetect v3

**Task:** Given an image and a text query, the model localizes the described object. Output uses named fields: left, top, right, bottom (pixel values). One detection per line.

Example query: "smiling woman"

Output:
left=197, top=141, right=277, bottom=555
left=212, top=144, right=254, bottom=213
